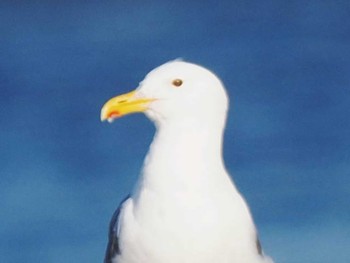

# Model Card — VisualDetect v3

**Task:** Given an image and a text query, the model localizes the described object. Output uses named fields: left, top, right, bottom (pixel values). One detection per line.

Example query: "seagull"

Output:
left=100, top=60, right=273, bottom=263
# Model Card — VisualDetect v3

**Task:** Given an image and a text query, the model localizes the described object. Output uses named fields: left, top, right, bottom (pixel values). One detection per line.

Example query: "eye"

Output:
left=172, top=79, right=183, bottom=87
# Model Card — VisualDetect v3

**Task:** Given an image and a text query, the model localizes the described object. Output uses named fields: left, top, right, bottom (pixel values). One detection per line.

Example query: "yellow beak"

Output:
left=100, top=90, right=155, bottom=122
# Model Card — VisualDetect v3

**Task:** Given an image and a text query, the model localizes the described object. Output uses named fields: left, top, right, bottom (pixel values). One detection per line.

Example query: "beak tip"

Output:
left=100, top=113, right=106, bottom=122
left=100, top=106, right=109, bottom=122
left=100, top=109, right=116, bottom=123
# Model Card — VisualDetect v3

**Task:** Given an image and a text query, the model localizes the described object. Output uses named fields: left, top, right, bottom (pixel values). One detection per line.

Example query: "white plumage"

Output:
left=101, top=61, right=273, bottom=263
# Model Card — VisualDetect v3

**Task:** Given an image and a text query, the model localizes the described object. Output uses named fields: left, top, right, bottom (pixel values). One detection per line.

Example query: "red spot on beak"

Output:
left=108, top=111, right=121, bottom=119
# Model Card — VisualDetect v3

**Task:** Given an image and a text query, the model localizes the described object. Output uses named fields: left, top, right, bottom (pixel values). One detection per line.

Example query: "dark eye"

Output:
left=172, top=79, right=183, bottom=87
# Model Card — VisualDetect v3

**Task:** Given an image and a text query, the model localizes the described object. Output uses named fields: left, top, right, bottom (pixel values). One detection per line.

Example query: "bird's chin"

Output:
left=144, top=109, right=163, bottom=124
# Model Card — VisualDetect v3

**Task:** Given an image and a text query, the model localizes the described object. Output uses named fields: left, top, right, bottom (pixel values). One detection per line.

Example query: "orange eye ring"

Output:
left=172, top=79, right=183, bottom=87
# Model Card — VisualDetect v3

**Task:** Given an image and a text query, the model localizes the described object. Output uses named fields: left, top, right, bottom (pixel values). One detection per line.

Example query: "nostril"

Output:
left=119, top=100, right=127, bottom=104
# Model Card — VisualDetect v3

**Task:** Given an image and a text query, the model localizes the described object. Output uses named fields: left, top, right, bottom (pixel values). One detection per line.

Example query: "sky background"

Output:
left=1, top=1, right=349, bottom=262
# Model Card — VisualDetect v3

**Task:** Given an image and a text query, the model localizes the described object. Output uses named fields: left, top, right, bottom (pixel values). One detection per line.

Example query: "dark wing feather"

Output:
left=256, top=235, right=263, bottom=255
left=104, top=195, right=130, bottom=263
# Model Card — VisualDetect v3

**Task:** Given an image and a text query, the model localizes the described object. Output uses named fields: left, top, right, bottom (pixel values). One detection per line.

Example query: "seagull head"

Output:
left=101, top=61, right=229, bottom=126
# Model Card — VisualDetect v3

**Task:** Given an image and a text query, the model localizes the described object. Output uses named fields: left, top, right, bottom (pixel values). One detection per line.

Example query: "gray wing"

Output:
left=256, top=235, right=263, bottom=255
left=104, top=195, right=130, bottom=263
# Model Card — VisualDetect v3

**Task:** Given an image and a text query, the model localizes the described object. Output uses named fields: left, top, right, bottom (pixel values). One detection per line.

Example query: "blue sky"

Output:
left=1, top=1, right=349, bottom=262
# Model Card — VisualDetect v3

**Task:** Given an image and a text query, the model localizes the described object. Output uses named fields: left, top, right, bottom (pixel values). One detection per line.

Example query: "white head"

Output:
left=101, top=60, right=229, bottom=127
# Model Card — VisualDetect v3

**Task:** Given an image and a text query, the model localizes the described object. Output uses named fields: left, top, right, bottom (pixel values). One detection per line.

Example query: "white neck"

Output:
left=135, top=116, right=234, bottom=196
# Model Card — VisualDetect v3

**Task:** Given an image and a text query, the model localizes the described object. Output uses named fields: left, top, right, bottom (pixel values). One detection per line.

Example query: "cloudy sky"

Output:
left=1, top=1, right=349, bottom=262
